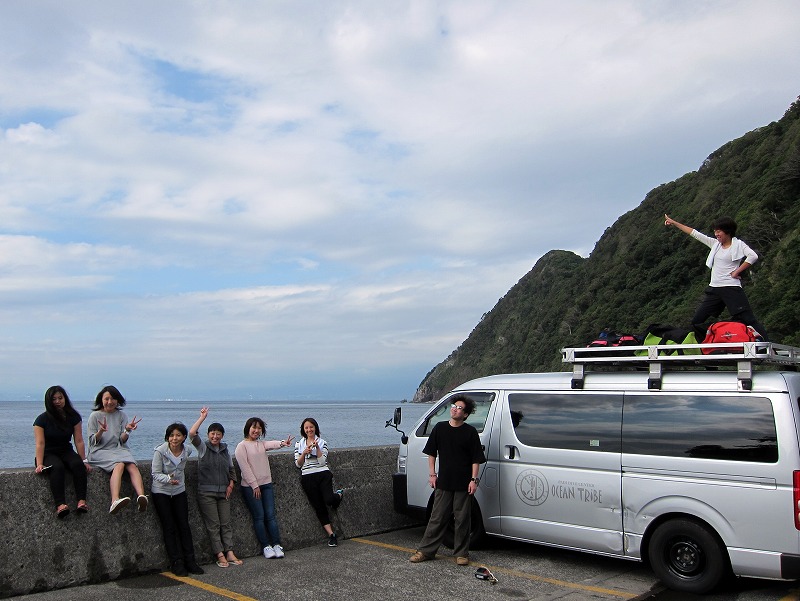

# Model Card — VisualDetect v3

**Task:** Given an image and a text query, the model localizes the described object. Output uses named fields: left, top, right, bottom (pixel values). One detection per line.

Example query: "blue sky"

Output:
left=1, top=1, right=799, bottom=402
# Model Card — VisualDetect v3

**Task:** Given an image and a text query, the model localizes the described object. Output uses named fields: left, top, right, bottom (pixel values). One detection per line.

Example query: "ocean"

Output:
left=1, top=398, right=431, bottom=469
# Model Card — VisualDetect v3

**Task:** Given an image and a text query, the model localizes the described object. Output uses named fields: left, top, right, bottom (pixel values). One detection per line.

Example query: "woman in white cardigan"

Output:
left=664, top=214, right=768, bottom=340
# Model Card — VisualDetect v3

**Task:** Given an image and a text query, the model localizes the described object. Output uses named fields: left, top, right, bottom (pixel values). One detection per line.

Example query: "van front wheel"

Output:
left=425, top=493, right=485, bottom=550
left=648, top=518, right=728, bottom=594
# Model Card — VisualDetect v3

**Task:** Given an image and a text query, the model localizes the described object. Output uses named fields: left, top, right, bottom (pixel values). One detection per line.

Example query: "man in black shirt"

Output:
left=409, top=394, right=486, bottom=566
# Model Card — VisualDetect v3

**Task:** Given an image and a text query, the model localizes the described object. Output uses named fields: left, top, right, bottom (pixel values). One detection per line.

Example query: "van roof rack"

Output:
left=561, top=342, right=800, bottom=391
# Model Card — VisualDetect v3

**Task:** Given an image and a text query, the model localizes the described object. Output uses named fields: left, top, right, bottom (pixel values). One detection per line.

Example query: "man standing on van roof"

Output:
left=664, top=214, right=768, bottom=341
left=409, top=394, right=486, bottom=566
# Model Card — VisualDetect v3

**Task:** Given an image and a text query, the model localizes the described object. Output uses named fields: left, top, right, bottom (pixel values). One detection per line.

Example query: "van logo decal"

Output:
left=516, top=469, right=548, bottom=506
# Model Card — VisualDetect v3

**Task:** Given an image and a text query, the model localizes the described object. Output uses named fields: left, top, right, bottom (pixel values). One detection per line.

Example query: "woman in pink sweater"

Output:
left=234, top=417, right=293, bottom=559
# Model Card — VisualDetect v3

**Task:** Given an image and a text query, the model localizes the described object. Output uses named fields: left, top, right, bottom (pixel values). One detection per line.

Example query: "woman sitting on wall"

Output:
left=87, top=385, right=148, bottom=514
left=33, top=385, right=90, bottom=517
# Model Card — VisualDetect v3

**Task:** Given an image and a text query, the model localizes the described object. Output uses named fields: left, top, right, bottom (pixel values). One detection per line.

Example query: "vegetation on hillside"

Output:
left=414, top=97, right=800, bottom=403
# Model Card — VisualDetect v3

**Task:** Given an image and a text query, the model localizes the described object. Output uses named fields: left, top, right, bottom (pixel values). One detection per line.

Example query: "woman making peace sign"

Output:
left=87, top=385, right=148, bottom=514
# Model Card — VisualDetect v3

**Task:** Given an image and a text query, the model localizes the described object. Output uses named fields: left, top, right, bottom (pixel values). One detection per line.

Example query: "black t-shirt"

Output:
left=422, top=421, right=486, bottom=491
left=33, top=411, right=81, bottom=455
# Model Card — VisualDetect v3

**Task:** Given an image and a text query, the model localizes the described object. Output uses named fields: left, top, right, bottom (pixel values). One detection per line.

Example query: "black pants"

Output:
left=300, top=470, right=341, bottom=526
left=42, top=449, right=87, bottom=507
left=692, top=286, right=768, bottom=341
left=152, top=491, right=195, bottom=563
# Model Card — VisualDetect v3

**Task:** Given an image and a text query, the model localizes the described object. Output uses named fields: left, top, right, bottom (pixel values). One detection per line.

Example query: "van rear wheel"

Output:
left=648, top=518, right=728, bottom=594
left=425, top=493, right=485, bottom=550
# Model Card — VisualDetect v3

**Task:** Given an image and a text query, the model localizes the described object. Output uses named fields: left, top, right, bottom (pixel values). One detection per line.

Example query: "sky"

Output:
left=1, top=1, right=799, bottom=402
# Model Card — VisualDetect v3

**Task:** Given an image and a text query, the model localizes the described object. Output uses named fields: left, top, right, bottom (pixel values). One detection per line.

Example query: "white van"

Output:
left=390, top=342, right=800, bottom=594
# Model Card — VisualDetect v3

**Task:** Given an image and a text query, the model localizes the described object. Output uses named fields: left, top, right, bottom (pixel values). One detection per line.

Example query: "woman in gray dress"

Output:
left=87, top=385, right=148, bottom=514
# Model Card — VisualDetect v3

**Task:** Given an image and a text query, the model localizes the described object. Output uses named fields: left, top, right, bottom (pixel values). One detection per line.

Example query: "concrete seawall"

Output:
left=0, top=446, right=421, bottom=598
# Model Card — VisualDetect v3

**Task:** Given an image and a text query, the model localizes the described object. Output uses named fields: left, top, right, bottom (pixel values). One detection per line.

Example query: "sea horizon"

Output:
left=2, top=397, right=430, bottom=470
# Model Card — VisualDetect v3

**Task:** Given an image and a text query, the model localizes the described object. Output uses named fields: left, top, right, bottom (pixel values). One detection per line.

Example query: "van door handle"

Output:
left=505, top=445, right=518, bottom=460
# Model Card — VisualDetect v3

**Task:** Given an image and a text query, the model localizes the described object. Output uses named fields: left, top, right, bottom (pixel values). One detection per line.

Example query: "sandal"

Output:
left=76, top=501, right=89, bottom=514
left=56, top=504, right=70, bottom=519
left=226, top=553, right=243, bottom=566
left=216, top=554, right=229, bottom=568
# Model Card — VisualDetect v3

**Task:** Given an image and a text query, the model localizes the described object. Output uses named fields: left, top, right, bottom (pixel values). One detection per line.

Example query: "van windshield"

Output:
left=417, top=392, right=495, bottom=436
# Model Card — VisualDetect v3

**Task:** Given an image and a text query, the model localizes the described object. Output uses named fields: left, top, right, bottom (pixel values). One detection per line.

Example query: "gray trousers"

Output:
left=417, top=488, right=472, bottom=558
left=197, top=492, right=233, bottom=556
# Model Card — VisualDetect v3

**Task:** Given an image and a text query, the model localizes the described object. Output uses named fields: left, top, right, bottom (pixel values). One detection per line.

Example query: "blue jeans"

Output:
left=241, top=483, right=281, bottom=547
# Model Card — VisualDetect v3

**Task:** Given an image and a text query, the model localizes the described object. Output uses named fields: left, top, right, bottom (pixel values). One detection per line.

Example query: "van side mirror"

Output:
left=385, top=406, right=408, bottom=444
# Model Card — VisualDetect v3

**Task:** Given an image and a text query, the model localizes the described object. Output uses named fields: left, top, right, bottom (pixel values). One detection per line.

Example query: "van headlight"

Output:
left=397, top=456, right=407, bottom=474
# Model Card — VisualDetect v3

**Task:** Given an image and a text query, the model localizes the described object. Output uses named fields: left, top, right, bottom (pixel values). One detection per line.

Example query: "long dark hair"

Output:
left=93, top=385, right=126, bottom=410
left=44, top=385, right=80, bottom=430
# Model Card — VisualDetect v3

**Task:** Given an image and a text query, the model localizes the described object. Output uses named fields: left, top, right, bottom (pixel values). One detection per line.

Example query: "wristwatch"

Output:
left=470, top=477, right=480, bottom=484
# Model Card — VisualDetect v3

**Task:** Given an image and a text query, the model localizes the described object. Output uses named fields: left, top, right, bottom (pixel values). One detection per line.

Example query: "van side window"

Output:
left=416, top=392, right=496, bottom=437
left=508, top=393, right=622, bottom=452
left=623, top=395, right=778, bottom=463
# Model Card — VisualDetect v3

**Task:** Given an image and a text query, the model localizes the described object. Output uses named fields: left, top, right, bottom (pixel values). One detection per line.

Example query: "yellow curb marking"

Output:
left=351, top=537, right=637, bottom=599
left=779, top=589, right=800, bottom=601
left=160, top=571, right=258, bottom=601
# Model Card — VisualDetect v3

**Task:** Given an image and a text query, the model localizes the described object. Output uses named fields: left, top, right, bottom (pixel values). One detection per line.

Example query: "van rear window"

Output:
left=622, top=395, right=778, bottom=462
left=507, top=392, right=779, bottom=462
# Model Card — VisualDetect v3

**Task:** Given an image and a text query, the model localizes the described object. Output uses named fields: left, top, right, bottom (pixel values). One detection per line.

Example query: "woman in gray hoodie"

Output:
left=151, top=422, right=203, bottom=577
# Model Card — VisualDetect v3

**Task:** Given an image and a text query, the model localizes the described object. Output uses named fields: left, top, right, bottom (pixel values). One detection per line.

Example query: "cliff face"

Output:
left=414, top=97, right=800, bottom=404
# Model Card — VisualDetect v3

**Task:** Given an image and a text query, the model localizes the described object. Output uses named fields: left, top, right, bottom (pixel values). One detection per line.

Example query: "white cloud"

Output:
left=1, top=0, right=799, bottom=399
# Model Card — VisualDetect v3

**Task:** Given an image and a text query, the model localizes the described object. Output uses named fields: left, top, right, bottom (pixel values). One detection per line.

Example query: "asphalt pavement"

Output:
left=8, top=526, right=800, bottom=601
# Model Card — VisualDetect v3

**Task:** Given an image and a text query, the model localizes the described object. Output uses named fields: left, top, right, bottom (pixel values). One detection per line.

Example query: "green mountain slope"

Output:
left=414, top=97, right=800, bottom=403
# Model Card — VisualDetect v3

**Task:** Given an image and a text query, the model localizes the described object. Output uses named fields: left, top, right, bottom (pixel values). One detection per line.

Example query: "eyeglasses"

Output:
left=451, top=404, right=466, bottom=411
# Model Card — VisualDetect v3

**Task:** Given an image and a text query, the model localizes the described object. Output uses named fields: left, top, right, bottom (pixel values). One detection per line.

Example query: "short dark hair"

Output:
left=94, top=385, right=126, bottom=410
left=207, top=422, right=225, bottom=435
left=451, top=394, right=476, bottom=416
left=243, top=417, right=266, bottom=439
left=710, top=216, right=737, bottom=237
left=164, top=422, right=188, bottom=441
left=300, top=417, right=320, bottom=439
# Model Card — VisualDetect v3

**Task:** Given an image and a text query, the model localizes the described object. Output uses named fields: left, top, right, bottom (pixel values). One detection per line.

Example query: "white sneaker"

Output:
left=273, top=544, right=284, bottom=558
left=263, top=545, right=276, bottom=559
left=109, top=497, right=130, bottom=514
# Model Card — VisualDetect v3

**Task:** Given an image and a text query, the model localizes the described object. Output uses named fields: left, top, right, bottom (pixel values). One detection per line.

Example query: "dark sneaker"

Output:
left=171, top=559, right=188, bottom=577
left=328, top=533, right=338, bottom=547
left=185, top=559, right=205, bottom=575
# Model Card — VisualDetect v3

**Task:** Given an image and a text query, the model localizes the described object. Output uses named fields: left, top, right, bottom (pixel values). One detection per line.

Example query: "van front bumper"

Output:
left=392, top=472, right=409, bottom=514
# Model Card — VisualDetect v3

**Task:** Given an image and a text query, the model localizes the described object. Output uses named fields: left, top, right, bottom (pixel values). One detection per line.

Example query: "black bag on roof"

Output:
left=586, top=329, right=642, bottom=356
